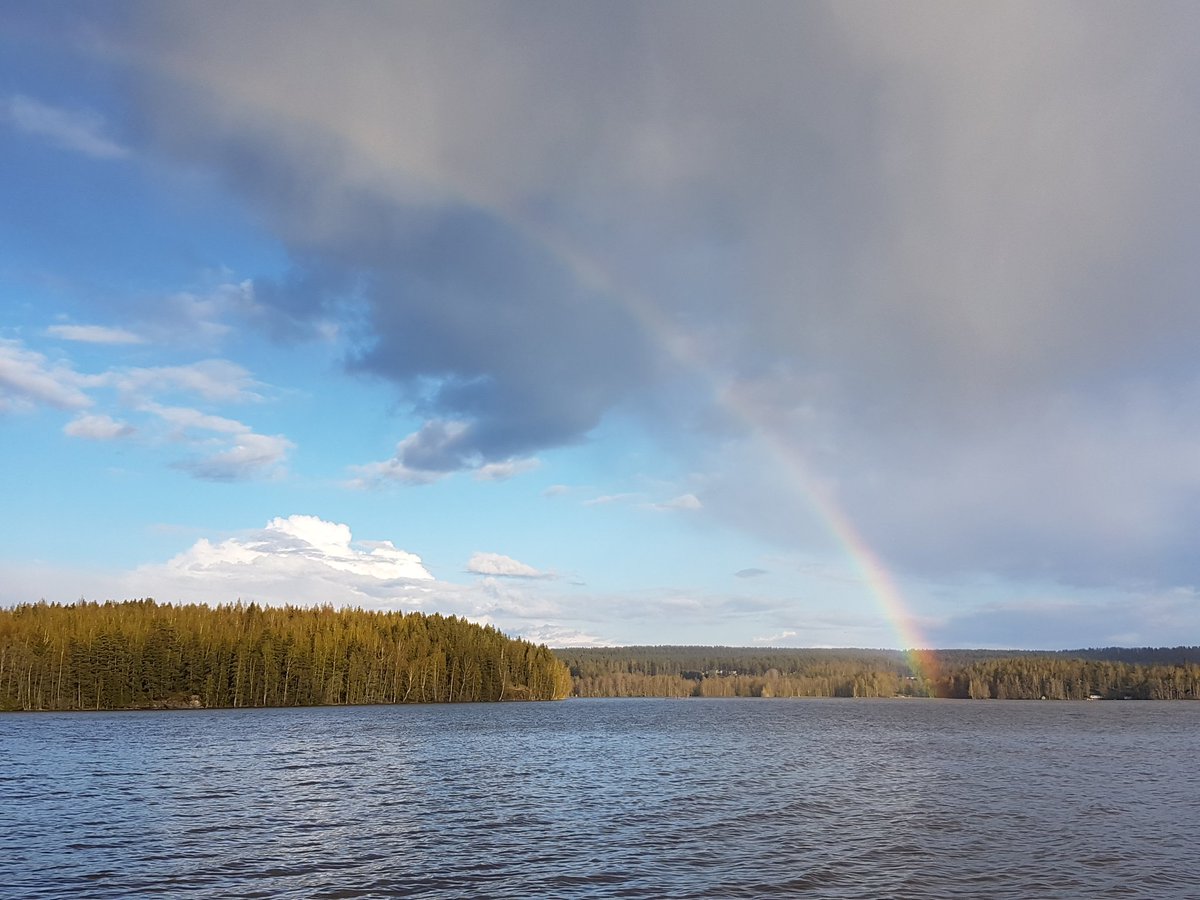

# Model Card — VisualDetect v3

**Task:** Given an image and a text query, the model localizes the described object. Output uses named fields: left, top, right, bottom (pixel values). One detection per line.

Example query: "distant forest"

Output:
left=0, top=600, right=572, bottom=711
left=6, top=601, right=1197, bottom=711
left=558, top=646, right=1200, bottom=700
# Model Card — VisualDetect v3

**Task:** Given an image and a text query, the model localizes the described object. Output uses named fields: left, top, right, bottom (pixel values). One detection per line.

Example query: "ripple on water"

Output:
left=2, top=699, right=1198, bottom=899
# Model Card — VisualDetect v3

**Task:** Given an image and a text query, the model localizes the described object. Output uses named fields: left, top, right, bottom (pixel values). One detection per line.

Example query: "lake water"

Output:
left=2, top=698, right=1197, bottom=898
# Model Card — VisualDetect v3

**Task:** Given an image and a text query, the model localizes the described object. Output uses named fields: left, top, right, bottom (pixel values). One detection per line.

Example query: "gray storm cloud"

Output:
left=95, top=2, right=1200, bottom=587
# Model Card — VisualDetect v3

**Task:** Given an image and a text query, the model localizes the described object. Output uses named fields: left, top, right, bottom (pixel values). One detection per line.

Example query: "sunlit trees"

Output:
left=0, top=600, right=571, bottom=711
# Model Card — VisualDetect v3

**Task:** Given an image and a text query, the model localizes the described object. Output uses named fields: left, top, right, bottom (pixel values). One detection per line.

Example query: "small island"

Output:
left=0, top=600, right=572, bottom=711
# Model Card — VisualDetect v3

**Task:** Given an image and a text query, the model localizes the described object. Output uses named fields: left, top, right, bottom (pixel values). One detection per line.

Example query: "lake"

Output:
left=2, top=698, right=1197, bottom=898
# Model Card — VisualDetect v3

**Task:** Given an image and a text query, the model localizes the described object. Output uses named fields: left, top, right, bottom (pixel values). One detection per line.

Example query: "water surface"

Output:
left=2, top=699, right=1197, bottom=898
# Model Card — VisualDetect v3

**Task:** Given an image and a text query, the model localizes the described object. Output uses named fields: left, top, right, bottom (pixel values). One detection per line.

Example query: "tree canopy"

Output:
left=0, top=600, right=571, bottom=711
left=557, top=645, right=1200, bottom=700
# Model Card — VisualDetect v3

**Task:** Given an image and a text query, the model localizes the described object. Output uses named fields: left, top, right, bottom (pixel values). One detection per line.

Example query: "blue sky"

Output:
left=3, top=2, right=1199, bottom=649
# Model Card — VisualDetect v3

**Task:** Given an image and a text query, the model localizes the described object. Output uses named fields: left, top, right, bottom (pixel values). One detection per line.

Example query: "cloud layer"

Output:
left=1, top=335, right=290, bottom=481
left=13, top=3, right=1200, bottom=603
left=124, top=516, right=591, bottom=641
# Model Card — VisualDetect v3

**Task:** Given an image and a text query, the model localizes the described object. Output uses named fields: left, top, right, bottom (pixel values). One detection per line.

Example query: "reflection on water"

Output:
left=2, top=699, right=1197, bottom=898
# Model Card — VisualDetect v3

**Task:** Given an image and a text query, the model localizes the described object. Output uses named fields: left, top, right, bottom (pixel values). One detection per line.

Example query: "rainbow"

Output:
left=449, top=195, right=939, bottom=681
left=730, top=409, right=942, bottom=685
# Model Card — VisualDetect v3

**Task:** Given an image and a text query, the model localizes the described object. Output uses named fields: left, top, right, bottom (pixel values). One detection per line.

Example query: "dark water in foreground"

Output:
left=2, top=698, right=1197, bottom=899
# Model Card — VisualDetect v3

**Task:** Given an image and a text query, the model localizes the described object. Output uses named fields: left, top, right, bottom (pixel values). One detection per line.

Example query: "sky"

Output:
left=2, top=2, right=1199, bottom=650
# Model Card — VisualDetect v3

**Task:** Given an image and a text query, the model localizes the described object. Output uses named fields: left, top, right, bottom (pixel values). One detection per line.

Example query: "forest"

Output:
left=0, top=600, right=572, bottom=711
left=558, top=645, right=1200, bottom=700
left=6, top=601, right=1197, bottom=711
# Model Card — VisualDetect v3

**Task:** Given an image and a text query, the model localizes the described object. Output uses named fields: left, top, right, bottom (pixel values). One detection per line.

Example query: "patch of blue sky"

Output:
left=0, top=141, right=286, bottom=300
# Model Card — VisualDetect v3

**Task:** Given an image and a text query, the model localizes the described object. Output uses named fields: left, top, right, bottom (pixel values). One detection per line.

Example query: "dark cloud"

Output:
left=348, top=204, right=658, bottom=463
left=926, top=590, right=1200, bottom=651
left=102, top=3, right=1200, bottom=588
left=125, top=72, right=659, bottom=469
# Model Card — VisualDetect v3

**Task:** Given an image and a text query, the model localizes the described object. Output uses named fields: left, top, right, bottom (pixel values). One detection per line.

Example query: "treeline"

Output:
left=562, top=647, right=917, bottom=699
left=945, top=656, right=1200, bottom=700
left=1053, top=646, right=1200, bottom=666
left=557, top=646, right=1200, bottom=700
left=0, top=600, right=572, bottom=711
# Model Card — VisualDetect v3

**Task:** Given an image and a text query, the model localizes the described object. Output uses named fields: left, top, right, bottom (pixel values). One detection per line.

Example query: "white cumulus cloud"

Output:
left=132, top=401, right=292, bottom=481
left=0, top=339, right=92, bottom=412
left=467, top=551, right=547, bottom=579
left=150, top=280, right=264, bottom=343
left=64, top=413, right=135, bottom=441
left=45, top=324, right=144, bottom=344
left=653, top=493, right=703, bottom=512
left=3, top=94, right=128, bottom=159
left=124, top=516, right=585, bottom=636
left=135, top=515, right=434, bottom=609
left=105, top=359, right=264, bottom=404
left=752, top=630, right=799, bottom=645
left=176, top=432, right=294, bottom=482
left=518, top=624, right=613, bottom=648
left=474, top=457, right=541, bottom=482
left=583, top=493, right=640, bottom=507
